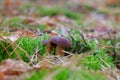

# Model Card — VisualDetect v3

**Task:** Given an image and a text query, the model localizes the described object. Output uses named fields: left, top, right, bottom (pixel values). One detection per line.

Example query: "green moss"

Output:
left=21, top=3, right=33, bottom=9
left=26, top=69, right=49, bottom=80
left=19, top=3, right=35, bottom=14
left=54, top=68, right=71, bottom=80
left=39, top=24, right=47, bottom=31
left=35, top=7, right=83, bottom=20
left=62, top=9, right=82, bottom=20
left=9, top=17, right=22, bottom=24
left=108, top=3, right=120, bottom=7
left=82, top=48, right=114, bottom=70
left=83, top=5, right=95, bottom=11
left=1, top=17, right=25, bottom=29
left=16, top=34, right=49, bottom=62
left=0, top=40, right=13, bottom=61
left=67, top=31, right=96, bottom=53
left=0, top=34, right=49, bottom=62
left=36, top=7, right=60, bottom=17
left=71, top=69, right=107, bottom=80
left=26, top=68, right=108, bottom=80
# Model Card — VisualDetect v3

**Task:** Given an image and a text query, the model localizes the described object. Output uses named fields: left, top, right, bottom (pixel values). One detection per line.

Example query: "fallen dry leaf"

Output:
left=12, top=29, right=35, bottom=37
left=0, top=59, right=30, bottom=75
left=8, top=34, right=19, bottom=42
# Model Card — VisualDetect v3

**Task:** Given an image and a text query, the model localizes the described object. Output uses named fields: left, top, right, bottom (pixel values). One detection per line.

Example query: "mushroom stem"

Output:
left=56, top=46, right=64, bottom=56
left=46, top=43, right=52, bottom=54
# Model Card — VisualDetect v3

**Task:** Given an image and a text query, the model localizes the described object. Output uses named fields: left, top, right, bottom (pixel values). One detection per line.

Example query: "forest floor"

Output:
left=0, top=0, right=120, bottom=80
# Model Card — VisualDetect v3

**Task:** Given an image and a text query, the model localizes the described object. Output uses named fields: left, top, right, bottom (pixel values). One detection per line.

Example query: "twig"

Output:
left=8, top=40, right=22, bottom=60
left=67, top=29, right=75, bottom=41
left=107, top=31, right=116, bottom=60
left=0, top=40, right=11, bottom=58
left=79, top=32, right=87, bottom=45
left=10, top=36, right=31, bottom=59
left=99, top=56, right=111, bottom=68
left=62, top=50, right=74, bottom=58
left=33, top=42, right=42, bottom=60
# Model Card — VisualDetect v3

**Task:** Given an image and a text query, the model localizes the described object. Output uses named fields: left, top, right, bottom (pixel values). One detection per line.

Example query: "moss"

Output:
left=67, top=31, right=96, bottom=53
left=82, top=48, right=114, bottom=70
left=1, top=17, right=25, bottom=29
left=39, top=24, right=47, bottom=31
left=62, top=9, right=82, bottom=20
left=26, top=68, right=108, bottom=80
left=0, top=40, right=13, bottom=61
left=26, top=69, right=49, bottom=80
left=0, top=34, right=49, bottom=62
left=35, top=7, right=83, bottom=20
left=108, top=3, right=120, bottom=7
left=36, top=7, right=60, bottom=17
left=16, top=34, right=49, bottom=62
left=54, top=68, right=71, bottom=80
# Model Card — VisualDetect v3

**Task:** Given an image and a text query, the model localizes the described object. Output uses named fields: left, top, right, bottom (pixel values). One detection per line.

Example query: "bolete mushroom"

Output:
left=43, top=36, right=71, bottom=56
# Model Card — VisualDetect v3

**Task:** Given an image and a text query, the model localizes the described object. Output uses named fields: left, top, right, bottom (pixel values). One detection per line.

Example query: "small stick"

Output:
left=107, top=31, right=116, bottom=60
left=0, top=40, right=11, bottom=58
left=67, top=29, right=75, bottom=41
left=79, top=32, right=87, bottom=45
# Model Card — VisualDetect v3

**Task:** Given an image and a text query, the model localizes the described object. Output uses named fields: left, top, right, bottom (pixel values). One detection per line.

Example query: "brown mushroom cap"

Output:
left=42, top=40, right=50, bottom=45
left=50, top=36, right=71, bottom=48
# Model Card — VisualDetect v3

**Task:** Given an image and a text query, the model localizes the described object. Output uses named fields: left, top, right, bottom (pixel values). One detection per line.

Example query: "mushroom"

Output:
left=43, top=36, right=71, bottom=56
